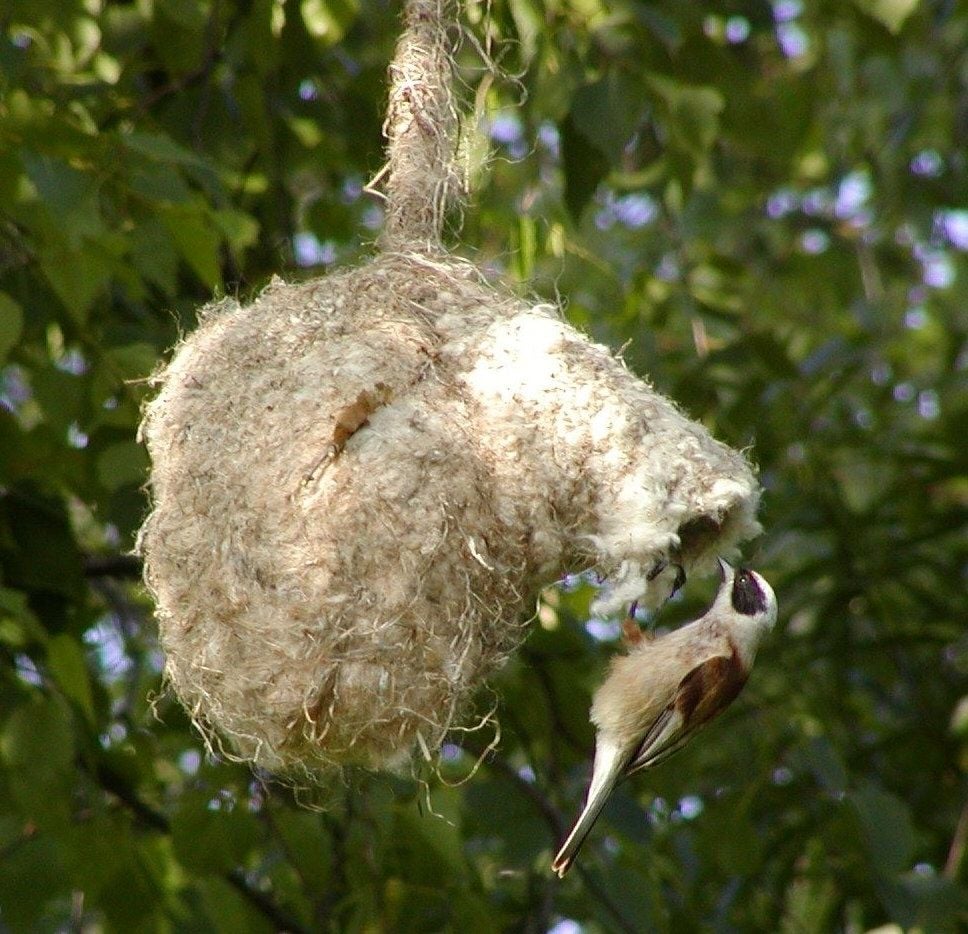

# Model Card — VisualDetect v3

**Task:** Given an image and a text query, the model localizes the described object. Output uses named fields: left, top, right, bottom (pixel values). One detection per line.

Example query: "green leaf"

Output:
left=831, top=450, right=895, bottom=514
left=1, top=696, right=77, bottom=830
left=171, top=799, right=261, bottom=875
left=120, top=129, right=208, bottom=169
left=31, top=365, right=85, bottom=433
left=0, top=292, right=24, bottom=363
left=707, top=803, right=764, bottom=874
left=796, top=737, right=849, bottom=796
left=559, top=113, right=609, bottom=220
left=157, top=0, right=208, bottom=30
left=1, top=695, right=75, bottom=774
left=21, top=151, right=96, bottom=218
left=877, top=871, right=968, bottom=929
left=0, top=485, right=85, bottom=598
left=213, top=208, right=260, bottom=255
left=849, top=785, right=916, bottom=876
left=599, top=861, right=656, bottom=929
left=0, top=150, right=24, bottom=209
left=127, top=162, right=193, bottom=204
left=199, top=876, right=276, bottom=934
left=395, top=788, right=467, bottom=881
left=851, top=0, right=920, bottom=33
left=47, top=633, right=96, bottom=724
left=301, top=0, right=360, bottom=43
left=464, top=775, right=547, bottom=864
left=96, top=440, right=150, bottom=490
left=570, top=72, right=648, bottom=164
left=780, top=847, right=838, bottom=934
left=745, top=333, right=801, bottom=380
left=508, top=0, right=542, bottom=62
left=63, top=814, right=135, bottom=900
left=104, top=342, right=160, bottom=382
left=38, top=240, right=113, bottom=324
left=129, top=217, right=181, bottom=295
left=97, top=841, right=167, bottom=932
left=268, top=809, right=333, bottom=894
left=0, top=835, right=70, bottom=929
left=633, top=6, right=682, bottom=48
left=648, top=76, right=724, bottom=159
left=160, top=204, right=222, bottom=289
left=0, top=586, right=45, bottom=647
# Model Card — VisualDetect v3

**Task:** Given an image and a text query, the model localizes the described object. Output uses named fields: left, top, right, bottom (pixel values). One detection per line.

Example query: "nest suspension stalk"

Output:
left=377, top=0, right=465, bottom=252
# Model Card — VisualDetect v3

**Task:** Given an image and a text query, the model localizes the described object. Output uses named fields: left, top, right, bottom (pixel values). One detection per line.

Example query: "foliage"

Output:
left=1, top=0, right=966, bottom=930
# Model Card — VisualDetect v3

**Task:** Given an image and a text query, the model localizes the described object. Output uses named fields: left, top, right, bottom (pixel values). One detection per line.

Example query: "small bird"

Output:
left=551, top=558, right=777, bottom=877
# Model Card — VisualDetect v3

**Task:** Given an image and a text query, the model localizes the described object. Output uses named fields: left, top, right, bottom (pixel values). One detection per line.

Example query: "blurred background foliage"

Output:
left=0, top=0, right=966, bottom=930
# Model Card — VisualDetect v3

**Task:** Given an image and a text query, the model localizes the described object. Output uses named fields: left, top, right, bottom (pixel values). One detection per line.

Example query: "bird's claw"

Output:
left=647, top=558, right=687, bottom=599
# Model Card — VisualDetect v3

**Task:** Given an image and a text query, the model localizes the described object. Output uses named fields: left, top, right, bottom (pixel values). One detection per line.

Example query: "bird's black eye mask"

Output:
left=732, top=569, right=767, bottom=615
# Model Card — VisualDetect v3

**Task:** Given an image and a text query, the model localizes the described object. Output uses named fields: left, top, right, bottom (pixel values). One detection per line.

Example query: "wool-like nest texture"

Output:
left=139, top=252, right=761, bottom=774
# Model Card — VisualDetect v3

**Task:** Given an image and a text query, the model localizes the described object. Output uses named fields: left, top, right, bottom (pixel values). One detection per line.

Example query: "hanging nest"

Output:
left=138, top=0, right=762, bottom=775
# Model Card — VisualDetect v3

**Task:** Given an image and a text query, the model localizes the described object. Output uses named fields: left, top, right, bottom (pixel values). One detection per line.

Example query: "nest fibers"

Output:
left=138, top=1, right=763, bottom=775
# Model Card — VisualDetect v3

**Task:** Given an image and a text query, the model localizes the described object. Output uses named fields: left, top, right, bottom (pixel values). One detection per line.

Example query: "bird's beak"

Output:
left=717, top=557, right=732, bottom=582
left=671, top=563, right=686, bottom=596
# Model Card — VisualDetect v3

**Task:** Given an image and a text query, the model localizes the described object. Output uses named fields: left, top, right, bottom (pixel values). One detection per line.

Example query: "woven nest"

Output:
left=138, top=1, right=763, bottom=776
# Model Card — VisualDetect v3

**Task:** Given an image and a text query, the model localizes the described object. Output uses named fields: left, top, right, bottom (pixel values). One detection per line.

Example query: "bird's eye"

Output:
left=731, top=570, right=766, bottom=615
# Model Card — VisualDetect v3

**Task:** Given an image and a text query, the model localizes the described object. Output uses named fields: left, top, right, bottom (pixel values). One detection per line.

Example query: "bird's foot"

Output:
left=646, top=558, right=687, bottom=600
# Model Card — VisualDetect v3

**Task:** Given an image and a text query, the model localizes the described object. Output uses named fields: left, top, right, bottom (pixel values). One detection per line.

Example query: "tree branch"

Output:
left=944, top=797, right=968, bottom=882
left=89, top=761, right=309, bottom=933
left=465, top=743, right=639, bottom=933
left=83, top=554, right=143, bottom=579
left=225, top=868, right=307, bottom=934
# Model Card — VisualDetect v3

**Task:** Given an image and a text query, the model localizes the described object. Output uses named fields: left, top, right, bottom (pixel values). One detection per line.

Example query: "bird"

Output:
left=551, top=558, right=777, bottom=877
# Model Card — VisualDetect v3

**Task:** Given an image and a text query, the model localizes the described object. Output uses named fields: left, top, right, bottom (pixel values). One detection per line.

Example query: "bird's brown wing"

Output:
left=624, top=706, right=685, bottom=774
left=625, top=648, right=748, bottom=775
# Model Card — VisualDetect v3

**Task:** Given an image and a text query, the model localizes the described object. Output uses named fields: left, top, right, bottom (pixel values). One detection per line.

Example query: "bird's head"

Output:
left=717, top=558, right=778, bottom=632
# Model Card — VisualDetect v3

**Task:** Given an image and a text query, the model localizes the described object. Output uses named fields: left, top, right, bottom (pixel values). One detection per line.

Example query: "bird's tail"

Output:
left=551, top=741, right=626, bottom=877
